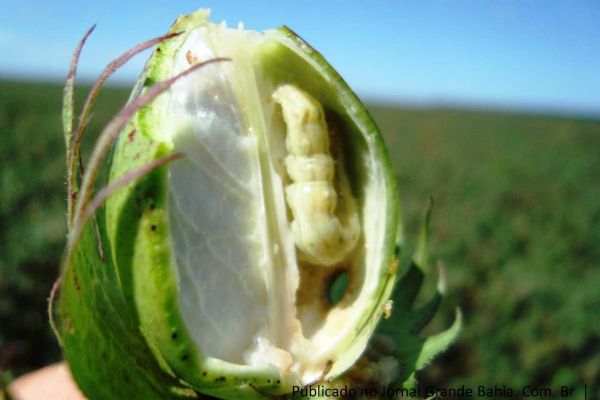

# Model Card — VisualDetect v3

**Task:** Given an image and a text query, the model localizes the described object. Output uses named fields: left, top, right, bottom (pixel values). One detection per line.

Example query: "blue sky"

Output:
left=1, top=1, right=599, bottom=115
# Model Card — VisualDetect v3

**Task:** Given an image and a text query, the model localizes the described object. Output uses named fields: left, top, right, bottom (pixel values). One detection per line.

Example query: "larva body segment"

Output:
left=273, top=84, right=360, bottom=266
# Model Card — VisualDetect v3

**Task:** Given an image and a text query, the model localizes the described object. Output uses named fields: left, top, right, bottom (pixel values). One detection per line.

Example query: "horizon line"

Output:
left=2, top=74, right=598, bottom=121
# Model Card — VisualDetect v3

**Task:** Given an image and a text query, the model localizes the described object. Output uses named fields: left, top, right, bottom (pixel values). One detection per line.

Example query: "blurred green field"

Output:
left=1, top=80, right=599, bottom=395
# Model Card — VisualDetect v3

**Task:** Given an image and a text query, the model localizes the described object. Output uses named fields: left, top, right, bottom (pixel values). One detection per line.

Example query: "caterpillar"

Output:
left=273, top=84, right=360, bottom=267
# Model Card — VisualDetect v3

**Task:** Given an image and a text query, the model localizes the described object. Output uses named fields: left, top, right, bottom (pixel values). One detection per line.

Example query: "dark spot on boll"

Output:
left=171, top=331, right=178, bottom=339
left=276, top=380, right=281, bottom=384
left=149, top=203, right=156, bottom=210
left=150, top=224, right=157, bottom=232
left=202, top=371, right=208, bottom=377
left=216, top=377, right=226, bottom=382
left=181, top=354, right=189, bottom=361
left=144, top=77, right=156, bottom=87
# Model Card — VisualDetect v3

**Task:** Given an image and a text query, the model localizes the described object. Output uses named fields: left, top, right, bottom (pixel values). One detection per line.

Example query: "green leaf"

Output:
left=376, top=268, right=456, bottom=386
left=415, top=309, right=462, bottom=370
left=393, top=263, right=425, bottom=312
left=409, top=292, right=442, bottom=335
left=373, top=198, right=461, bottom=388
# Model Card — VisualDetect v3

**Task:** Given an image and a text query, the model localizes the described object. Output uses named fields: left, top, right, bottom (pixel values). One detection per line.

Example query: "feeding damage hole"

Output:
left=327, top=269, right=350, bottom=305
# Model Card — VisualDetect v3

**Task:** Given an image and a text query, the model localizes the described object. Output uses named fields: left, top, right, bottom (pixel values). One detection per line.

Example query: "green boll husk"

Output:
left=54, top=9, right=460, bottom=400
